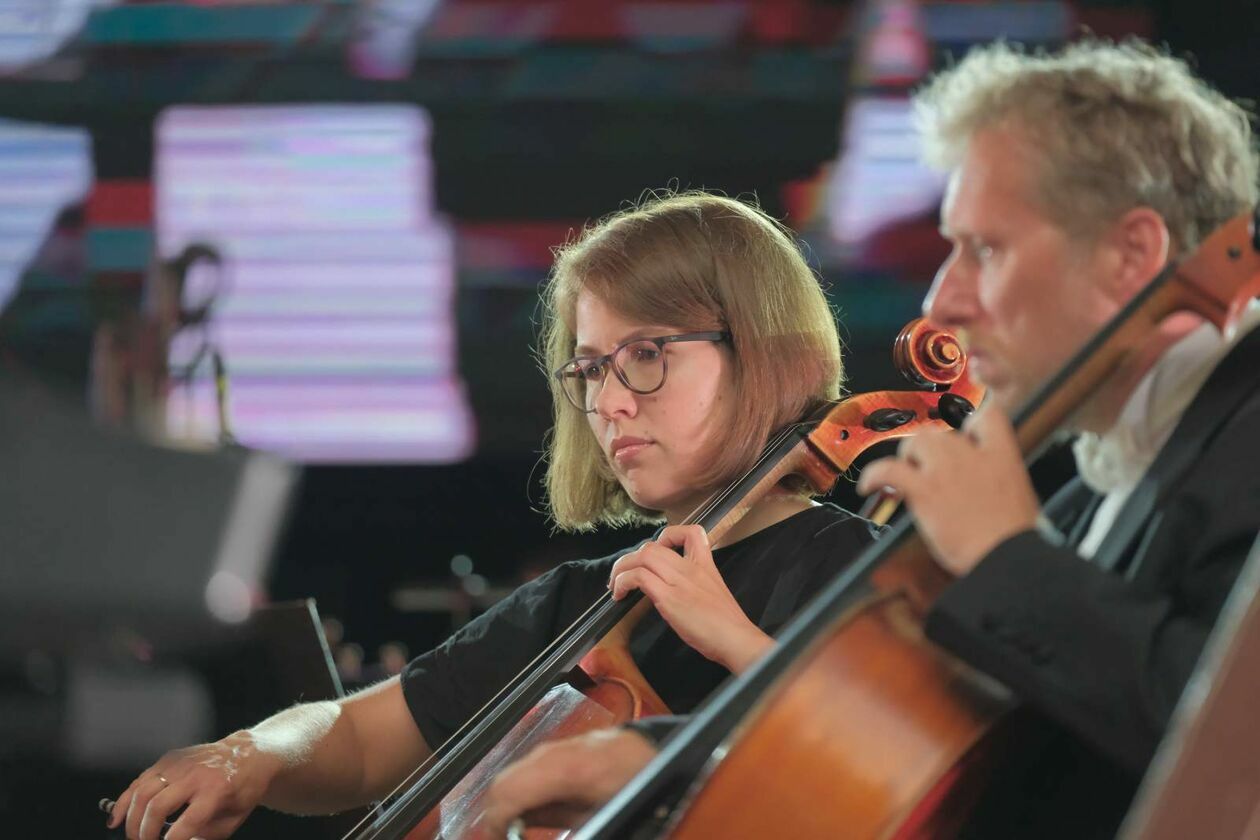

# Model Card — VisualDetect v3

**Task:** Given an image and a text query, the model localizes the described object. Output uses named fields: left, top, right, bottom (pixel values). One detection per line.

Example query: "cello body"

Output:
left=663, top=553, right=1011, bottom=839
left=410, top=602, right=672, bottom=840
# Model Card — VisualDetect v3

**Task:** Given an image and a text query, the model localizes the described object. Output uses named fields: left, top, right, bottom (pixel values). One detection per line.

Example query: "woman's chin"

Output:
left=625, top=492, right=664, bottom=514
left=620, top=484, right=671, bottom=515
left=627, top=489, right=711, bottom=523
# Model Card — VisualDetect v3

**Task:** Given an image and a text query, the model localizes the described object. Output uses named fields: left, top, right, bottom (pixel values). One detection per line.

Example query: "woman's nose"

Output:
left=592, top=369, right=638, bottom=419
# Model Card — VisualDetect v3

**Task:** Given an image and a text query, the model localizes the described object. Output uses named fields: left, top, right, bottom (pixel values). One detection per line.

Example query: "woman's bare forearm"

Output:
left=249, top=700, right=368, bottom=814
left=257, top=677, right=431, bottom=815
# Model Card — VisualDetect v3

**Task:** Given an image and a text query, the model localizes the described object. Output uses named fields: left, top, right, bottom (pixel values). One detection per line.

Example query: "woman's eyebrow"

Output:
left=573, top=327, right=673, bottom=355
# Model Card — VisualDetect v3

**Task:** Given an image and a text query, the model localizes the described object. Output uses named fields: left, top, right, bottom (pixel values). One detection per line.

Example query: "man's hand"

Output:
left=473, top=729, right=658, bottom=839
left=857, top=405, right=1040, bottom=576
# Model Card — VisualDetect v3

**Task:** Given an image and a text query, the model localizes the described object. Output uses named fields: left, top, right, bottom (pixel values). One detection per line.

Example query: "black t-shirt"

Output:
left=400, top=503, right=878, bottom=750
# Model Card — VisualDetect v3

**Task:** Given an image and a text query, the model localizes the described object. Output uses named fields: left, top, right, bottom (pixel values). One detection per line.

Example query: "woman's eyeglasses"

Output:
left=553, top=331, right=729, bottom=413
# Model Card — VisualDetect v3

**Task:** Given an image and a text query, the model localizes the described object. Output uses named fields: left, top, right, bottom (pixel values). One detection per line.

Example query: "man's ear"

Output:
left=1104, top=206, right=1171, bottom=300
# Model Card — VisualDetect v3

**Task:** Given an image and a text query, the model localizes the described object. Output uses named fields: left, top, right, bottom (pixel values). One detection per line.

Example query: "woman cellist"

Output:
left=106, top=191, right=881, bottom=840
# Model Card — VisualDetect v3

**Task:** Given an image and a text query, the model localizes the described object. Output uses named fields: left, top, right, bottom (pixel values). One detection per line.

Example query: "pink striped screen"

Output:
left=156, top=105, right=475, bottom=463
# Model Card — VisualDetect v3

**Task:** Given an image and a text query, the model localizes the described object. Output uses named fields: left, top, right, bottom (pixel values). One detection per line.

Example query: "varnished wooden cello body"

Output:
left=574, top=210, right=1260, bottom=840
left=1118, top=530, right=1260, bottom=839
left=337, top=319, right=984, bottom=840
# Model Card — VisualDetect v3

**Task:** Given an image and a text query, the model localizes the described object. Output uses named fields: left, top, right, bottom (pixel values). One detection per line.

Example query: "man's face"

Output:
left=923, top=126, right=1123, bottom=415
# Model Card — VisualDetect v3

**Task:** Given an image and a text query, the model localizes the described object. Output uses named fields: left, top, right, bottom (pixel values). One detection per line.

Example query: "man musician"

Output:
left=478, top=38, right=1260, bottom=839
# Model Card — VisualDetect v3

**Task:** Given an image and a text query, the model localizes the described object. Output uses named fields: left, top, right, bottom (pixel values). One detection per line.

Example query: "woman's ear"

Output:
left=1104, top=206, right=1172, bottom=301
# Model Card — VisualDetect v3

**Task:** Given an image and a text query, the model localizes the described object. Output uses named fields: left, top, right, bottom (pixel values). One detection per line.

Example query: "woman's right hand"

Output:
left=608, top=524, right=773, bottom=674
left=107, top=730, right=283, bottom=840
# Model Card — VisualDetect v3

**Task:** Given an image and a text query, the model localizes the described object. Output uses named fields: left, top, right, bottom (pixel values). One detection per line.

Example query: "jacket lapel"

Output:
left=1090, top=324, right=1260, bottom=575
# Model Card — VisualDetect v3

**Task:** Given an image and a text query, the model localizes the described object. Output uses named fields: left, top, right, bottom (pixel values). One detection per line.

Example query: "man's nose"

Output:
left=922, top=254, right=977, bottom=328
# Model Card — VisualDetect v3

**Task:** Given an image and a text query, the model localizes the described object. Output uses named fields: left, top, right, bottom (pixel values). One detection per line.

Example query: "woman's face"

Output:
left=573, top=290, right=733, bottom=523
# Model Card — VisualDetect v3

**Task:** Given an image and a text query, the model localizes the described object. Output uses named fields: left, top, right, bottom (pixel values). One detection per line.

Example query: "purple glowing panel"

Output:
left=826, top=97, right=946, bottom=247
left=156, top=105, right=474, bottom=463
left=0, top=118, right=92, bottom=310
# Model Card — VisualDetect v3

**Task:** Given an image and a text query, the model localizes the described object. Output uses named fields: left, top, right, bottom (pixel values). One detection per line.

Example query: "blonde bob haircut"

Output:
left=540, top=191, right=843, bottom=531
left=913, top=38, right=1259, bottom=254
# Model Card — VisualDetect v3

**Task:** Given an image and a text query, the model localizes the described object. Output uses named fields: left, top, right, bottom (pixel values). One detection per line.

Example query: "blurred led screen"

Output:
left=0, top=118, right=92, bottom=310
left=808, top=0, right=1070, bottom=276
left=826, top=97, right=945, bottom=248
left=156, top=104, right=474, bottom=463
left=0, top=0, right=116, bottom=70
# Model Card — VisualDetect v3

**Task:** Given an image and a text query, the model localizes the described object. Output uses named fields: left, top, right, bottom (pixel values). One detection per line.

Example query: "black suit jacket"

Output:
left=924, top=322, right=1260, bottom=837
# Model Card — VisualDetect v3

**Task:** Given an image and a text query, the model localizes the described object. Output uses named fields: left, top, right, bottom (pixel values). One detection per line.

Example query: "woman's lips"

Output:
left=612, top=442, right=652, bottom=464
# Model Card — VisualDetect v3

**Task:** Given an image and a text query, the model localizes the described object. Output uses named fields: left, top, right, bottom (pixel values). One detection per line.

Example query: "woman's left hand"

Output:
left=609, top=525, right=772, bottom=673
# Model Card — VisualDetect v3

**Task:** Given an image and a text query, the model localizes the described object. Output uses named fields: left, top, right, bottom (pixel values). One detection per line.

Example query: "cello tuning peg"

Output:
left=936, top=393, right=976, bottom=430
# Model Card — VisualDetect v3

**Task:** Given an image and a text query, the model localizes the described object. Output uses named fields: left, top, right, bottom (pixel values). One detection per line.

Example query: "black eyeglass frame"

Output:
left=553, top=330, right=731, bottom=413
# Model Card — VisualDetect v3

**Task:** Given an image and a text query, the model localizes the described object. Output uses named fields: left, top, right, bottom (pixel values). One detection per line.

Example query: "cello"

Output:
left=574, top=208, right=1260, bottom=839
left=1118, top=529, right=1260, bottom=839
left=336, top=318, right=984, bottom=840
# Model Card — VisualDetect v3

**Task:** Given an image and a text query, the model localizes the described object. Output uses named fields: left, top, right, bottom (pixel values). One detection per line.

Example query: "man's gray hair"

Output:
left=913, top=39, right=1259, bottom=253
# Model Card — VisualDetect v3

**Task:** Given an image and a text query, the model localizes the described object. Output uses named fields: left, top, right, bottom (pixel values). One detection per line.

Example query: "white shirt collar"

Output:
left=1073, top=302, right=1260, bottom=496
